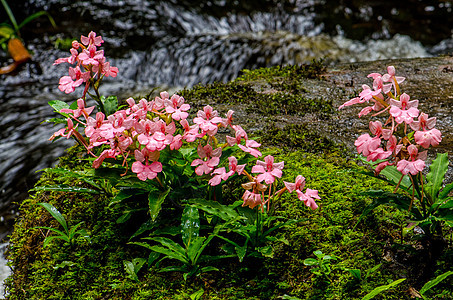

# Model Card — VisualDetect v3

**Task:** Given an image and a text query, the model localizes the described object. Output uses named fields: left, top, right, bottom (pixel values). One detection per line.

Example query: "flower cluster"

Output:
left=339, top=66, right=442, bottom=176
left=51, top=31, right=320, bottom=212
left=54, top=31, right=118, bottom=95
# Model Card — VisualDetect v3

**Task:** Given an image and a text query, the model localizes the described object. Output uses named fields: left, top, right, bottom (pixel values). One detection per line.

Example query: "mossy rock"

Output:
left=5, top=61, right=453, bottom=299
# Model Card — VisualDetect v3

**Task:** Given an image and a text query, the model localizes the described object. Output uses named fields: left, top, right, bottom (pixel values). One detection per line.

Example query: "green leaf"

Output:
left=379, top=166, right=412, bottom=190
left=189, top=288, right=205, bottom=300
left=361, top=278, right=406, bottom=300
left=365, top=264, right=382, bottom=279
left=149, top=188, right=170, bottom=221
left=188, top=199, right=241, bottom=222
left=101, top=95, right=118, bottom=116
left=53, top=261, right=76, bottom=270
left=346, top=269, right=362, bottom=280
left=257, top=245, right=274, bottom=258
left=130, top=220, right=156, bottom=240
left=439, top=182, right=453, bottom=200
left=425, top=153, right=449, bottom=203
left=420, top=271, right=453, bottom=295
left=303, top=258, right=318, bottom=266
left=200, top=266, right=219, bottom=273
left=18, top=11, right=56, bottom=30
left=32, top=185, right=100, bottom=194
left=439, top=198, right=453, bottom=209
left=181, top=206, right=200, bottom=247
left=0, top=25, right=14, bottom=38
left=123, top=260, right=139, bottom=282
left=1, top=0, right=18, bottom=33
left=186, top=236, right=206, bottom=264
left=145, top=237, right=187, bottom=261
left=38, top=203, right=68, bottom=233
left=42, top=235, right=69, bottom=248
left=148, top=245, right=188, bottom=264
left=48, top=100, right=70, bottom=113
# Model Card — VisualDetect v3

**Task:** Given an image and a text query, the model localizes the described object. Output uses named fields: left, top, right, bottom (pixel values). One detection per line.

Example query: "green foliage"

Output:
left=361, top=278, right=406, bottom=300
left=303, top=250, right=338, bottom=279
left=35, top=203, right=90, bottom=247
left=359, top=153, right=453, bottom=236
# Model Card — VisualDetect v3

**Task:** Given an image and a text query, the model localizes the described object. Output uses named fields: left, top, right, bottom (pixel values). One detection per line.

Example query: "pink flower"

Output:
left=132, top=161, right=163, bottom=181
left=193, top=105, right=223, bottom=136
left=369, top=121, right=392, bottom=140
left=414, top=129, right=442, bottom=149
left=251, top=155, right=284, bottom=184
left=382, top=66, right=405, bottom=91
left=80, top=31, right=104, bottom=47
left=284, top=175, right=306, bottom=194
left=238, top=139, right=262, bottom=157
left=208, top=167, right=226, bottom=186
left=367, top=148, right=392, bottom=161
left=410, top=112, right=437, bottom=131
left=165, top=94, right=190, bottom=121
left=374, top=161, right=392, bottom=174
left=92, top=149, right=119, bottom=168
left=297, top=188, right=320, bottom=210
left=54, top=48, right=79, bottom=65
left=354, top=134, right=381, bottom=157
left=396, top=144, right=426, bottom=175
left=241, top=190, right=264, bottom=210
left=339, top=84, right=381, bottom=110
left=191, top=157, right=220, bottom=176
left=389, top=93, right=419, bottom=124
left=78, top=45, right=104, bottom=66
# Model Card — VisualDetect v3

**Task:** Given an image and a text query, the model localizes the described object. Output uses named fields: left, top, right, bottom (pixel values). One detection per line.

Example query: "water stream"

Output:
left=1, top=0, right=452, bottom=294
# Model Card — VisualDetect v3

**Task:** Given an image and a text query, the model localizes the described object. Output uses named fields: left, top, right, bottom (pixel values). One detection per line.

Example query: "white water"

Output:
left=0, top=243, right=11, bottom=299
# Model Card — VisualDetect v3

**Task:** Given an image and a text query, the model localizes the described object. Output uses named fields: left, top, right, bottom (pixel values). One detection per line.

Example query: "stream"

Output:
left=1, top=0, right=453, bottom=295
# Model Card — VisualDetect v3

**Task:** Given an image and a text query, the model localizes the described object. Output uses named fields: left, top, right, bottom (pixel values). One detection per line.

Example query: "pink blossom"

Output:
left=414, top=129, right=442, bottom=149
left=165, top=94, right=190, bottom=121
left=284, top=175, right=306, bottom=194
left=367, top=148, right=392, bottom=161
left=54, top=48, right=79, bottom=65
left=78, top=45, right=104, bottom=66
left=208, top=167, right=226, bottom=186
left=339, top=84, right=381, bottom=110
left=193, top=105, right=223, bottom=136
left=241, top=190, right=263, bottom=210
left=49, top=118, right=76, bottom=141
left=238, top=139, right=262, bottom=157
left=223, top=156, right=246, bottom=178
left=382, top=66, right=405, bottom=91
left=191, top=157, right=220, bottom=175
left=369, top=121, right=392, bottom=140
left=80, top=31, right=104, bottom=47
left=354, top=134, right=381, bottom=157
left=410, top=112, right=437, bottom=131
left=297, top=188, right=320, bottom=210
left=92, top=149, right=119, bottom=168
left=389, top=93, right=419, bottom=124
left=368, top=73, right=392, bottom=94
left=374, top=161, right=392, bottom=174
left=132, top=161, right=163, bottom=181
left=251, top=155, right=284, bottom=184
left=396, top=144, right=426, bottom=175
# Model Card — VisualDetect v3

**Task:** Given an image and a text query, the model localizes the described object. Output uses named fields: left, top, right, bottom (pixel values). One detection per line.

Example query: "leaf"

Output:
left=379, top=166, right=412, bottom=190
left=48, top=100, right=70, bottom=114
left=189, top=288, right=205, bottom=300
left=200, top=266, right=219, bottom=273
left=361, top=278, right=406, bottom=300
left=439, top=182, right=453, bottom=200
left=186, top=236, right=206, bottom=264
left=53, top=261, right=76, bottom=270
left=1, top=0, right=18, bottom=33
left=101, top=95, right=118, bottom=116
left=38, top=203, right=68, bottom=233
left=42, top=235, right=68, bottom=248
left=145, top=237, right=187, bottom=261
left=365, top=264, right=382, bottom=279
left=18, top=10, right=56, bottom=31
left=0, top=25, right=14, bottom=38
left=149, top=188, right=170, bottom=221
left=303, top=258, right=318, bottom=266
left=257, top=245, right=274, bottom=258
left=439, top=198, right=453, bottom=209
left=32, top=185, right=100, bottom=194
left=188, top=199, right=241, bottom=222
left=420, top=270, right=453, bottom=295
left=181, top=206, right=200, bottom=247
left=130, top=220, right=156, bottom=240
left=425, top=153, right=449, bottom=203
left=148, top=245, right=188, bottom=264
left=346, top=269, right=362, bottom=280
left=123, top=260, right=139, bottom=281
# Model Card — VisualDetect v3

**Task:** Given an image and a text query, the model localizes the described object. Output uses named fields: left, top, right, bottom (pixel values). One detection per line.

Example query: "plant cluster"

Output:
left=339, top=66, right=452, bottom=237
left=44, top=31, right=321, bottom=279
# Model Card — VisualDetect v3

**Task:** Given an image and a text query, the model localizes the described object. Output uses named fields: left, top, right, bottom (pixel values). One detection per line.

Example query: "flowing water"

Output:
left=1, top=0, right=452, bottom=294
